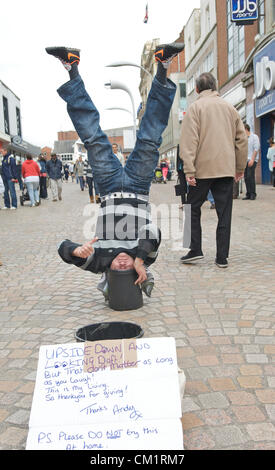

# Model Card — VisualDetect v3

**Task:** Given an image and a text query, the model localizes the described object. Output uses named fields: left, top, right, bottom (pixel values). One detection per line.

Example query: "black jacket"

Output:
left=58, top=196, right=161, bottom=274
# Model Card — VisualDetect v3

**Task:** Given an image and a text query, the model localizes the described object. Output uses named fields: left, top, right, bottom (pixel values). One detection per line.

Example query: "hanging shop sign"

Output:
left=231, top=0, right=258, bottom=23
left=253, top=39, right=275, bottom=118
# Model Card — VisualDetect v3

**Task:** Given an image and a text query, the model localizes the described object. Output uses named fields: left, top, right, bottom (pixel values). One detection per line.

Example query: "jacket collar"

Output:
left=197, top=90, right=220, bottom=100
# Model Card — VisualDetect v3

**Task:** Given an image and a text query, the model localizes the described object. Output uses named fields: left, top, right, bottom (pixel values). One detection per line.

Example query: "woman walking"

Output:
left=22, top=155, right=41, bottom=207
left=38, top=154, right=48, bottom=199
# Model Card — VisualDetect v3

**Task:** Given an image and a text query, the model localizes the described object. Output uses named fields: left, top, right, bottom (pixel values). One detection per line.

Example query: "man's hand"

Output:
left=186, top=176, right=196, bottom=187
left=134, top=257, right=147, bottom=285
left=247, top=159, right=254, bottom=167
left=235, top=172, right=244, bottom=182
left=72, top=237, right=98, bottom=258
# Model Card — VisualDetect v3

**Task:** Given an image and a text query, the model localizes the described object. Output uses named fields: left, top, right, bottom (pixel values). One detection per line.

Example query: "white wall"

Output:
left=0, top=80, right=21, bottom=137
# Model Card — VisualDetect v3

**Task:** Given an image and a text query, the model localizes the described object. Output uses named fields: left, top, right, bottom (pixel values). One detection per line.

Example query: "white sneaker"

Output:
left=10, top=207, right=17, bottom=210
left=2, top=207, right=9, bottom=210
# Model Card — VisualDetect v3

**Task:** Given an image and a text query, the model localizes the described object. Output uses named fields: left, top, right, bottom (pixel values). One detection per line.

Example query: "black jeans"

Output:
left=244, top=161, right=257, bottom=198
left=40, top=176, right=48, bottom=199
left=86, top=176, right=94, bottom=197
left=187, top=177, right=234, bottom=261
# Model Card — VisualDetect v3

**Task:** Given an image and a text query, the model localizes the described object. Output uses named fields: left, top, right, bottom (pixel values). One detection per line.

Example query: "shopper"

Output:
left=242, top=124, right=260, bottom=200
left=0, top=146, right=18, bottom=210
left=22, top=155, right=41, bottom=207
left=266, top=137, right=275, bottom=188
left=75, top=156, right=85, bottom=190
left=179, top=72, right=247, bottom=268
left=38, top=154, right=48, bottom=199
left=46, top=153, right=63, bottom=201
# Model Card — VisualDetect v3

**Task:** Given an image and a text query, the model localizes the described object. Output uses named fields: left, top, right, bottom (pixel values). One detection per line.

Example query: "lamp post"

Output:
left=105, top=107, right=133, bottom=116
left=104, top=80, right=137, bottom=140
left=106, top=61, right=153, bottom=80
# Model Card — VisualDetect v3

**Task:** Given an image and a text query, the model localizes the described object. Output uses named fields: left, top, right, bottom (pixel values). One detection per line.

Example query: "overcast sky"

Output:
left=0, top=0, right=200, bottom=148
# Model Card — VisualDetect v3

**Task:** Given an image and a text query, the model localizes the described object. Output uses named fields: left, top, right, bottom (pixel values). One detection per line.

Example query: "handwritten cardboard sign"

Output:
left=26, top=337, right=184, bottom=450
left=83, top=338, right=138, bottom=373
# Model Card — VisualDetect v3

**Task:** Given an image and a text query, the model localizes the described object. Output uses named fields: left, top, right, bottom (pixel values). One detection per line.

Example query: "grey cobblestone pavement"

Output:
left=0, top=179, right=274, bottom=450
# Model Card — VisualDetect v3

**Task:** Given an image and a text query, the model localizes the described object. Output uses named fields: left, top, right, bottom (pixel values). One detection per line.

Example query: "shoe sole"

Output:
left=181, top=256, right=204, bottom=263
left=215, top=262, right=228, bottom=268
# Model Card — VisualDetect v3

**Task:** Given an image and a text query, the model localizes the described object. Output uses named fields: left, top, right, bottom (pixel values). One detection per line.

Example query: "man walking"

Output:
left=242, top=124, right=260, bottom=200
left=180, top=72, right=247, bottom=268
left=0, top=146, right=18, bottom=210
left=46, top=153, right=63, bottom=201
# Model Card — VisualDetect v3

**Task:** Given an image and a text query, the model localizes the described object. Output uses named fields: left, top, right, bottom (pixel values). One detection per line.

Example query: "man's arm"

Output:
left=235, top=117, right=248, bottom=177
left=58, top=238, right=98, bottom=270
left=179, top=105, right=200, bottom=179
left=248, top=134, right=260, bottom=167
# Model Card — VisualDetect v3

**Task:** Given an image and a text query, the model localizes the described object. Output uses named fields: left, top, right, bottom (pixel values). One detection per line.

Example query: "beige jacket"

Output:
left=180, top=90, right=248, bottom=179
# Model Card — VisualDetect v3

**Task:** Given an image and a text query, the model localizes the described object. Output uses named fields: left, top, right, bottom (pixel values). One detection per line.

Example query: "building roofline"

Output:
left=0, top=79, right=20, bottom=101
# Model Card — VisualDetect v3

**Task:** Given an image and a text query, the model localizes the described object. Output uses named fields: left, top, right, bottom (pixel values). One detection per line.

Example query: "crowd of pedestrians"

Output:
left=0, top=149, right=104, bottom=210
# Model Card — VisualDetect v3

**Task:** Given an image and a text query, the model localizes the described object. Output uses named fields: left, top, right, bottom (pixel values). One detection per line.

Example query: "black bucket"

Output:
left=75, top=321, right=144, bottom=342
left=107, top=268, right=143, bottom=311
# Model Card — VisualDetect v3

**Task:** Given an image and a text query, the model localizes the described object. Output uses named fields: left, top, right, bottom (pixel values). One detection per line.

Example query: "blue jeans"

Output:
left=79, top=175, right=85, bottom=190
left=207, top=190, right=214, bottom=204
left=57, top=75, right=176, bottom=196
left=3, top=179, right=17, bottom=208
left=25, top=181, right=40, bottom=205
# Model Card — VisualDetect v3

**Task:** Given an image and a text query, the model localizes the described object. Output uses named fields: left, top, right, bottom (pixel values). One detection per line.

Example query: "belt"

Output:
left=101, top=192, right=149, bottom=202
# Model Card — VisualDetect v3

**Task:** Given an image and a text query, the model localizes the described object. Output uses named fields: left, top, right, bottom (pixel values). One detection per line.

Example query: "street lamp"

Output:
left=105, top=107, right=133, bottom=116
left=106, top=61, right=153, bottom=79
left=104, top=80, right=137, bottom=140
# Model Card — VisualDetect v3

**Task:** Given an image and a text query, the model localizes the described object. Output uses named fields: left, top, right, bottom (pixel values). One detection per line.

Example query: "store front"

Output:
left=253, top=37, right=275, bottom=184
left=242, top=33, right=275, bottom=184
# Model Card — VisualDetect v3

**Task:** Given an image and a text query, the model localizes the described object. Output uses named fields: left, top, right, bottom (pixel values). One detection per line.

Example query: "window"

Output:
left=187, top=76, right=195, bottom=95
left=179, top=80, right=187, bottom=110
left=227, top=0, right=245, bottom=78
left=16, top=107, right=22, bottom=137
left=202, top=51, right=214, bottom=73
left=205, top=5, right=210, bottom=33
left=259, top=0, right=265, bottom=36
left=2, top=96, right=10, bottom=135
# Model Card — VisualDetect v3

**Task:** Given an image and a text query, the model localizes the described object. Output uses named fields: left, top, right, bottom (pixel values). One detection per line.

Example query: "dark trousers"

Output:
left=40, top=176, right=48, bottom=199
left=86, top=176, right=94, bottom=197
left=187, top=177, right=234, bottom=261
left=244, top=161, right=257, bottom=198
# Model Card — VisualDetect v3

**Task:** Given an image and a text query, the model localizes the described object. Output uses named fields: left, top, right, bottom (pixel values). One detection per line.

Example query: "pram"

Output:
left=19, top=184, right=30, bottom=206
left=152, top=167, right=163, bottom=183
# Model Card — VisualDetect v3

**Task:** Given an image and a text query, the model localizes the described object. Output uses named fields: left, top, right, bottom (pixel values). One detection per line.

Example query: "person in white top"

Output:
left=243, top=124, right=260, bottom=200
left=112, top=143, right=125, bottom=166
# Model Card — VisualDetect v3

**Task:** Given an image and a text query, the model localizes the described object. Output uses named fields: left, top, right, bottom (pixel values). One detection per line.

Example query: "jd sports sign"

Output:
left=231, top=0, right=258, bottom=22
left=253, top=39, right=275, bottom=118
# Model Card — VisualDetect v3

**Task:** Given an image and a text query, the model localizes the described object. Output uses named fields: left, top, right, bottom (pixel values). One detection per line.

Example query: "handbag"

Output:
left=174, top=176, right=184, bottom=196
left=174, top=183, right=183, bottom=196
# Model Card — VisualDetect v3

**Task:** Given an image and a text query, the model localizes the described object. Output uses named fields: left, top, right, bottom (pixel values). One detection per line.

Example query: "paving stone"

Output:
left=246, top=423, right=275, bottom=441
left=232, top=405, right=266, bottom=423
left=255, top=389, right=275, bottom=404
left=198, top=392, right=230, bottom=409
left=210, top=425, right=248, bottom=448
